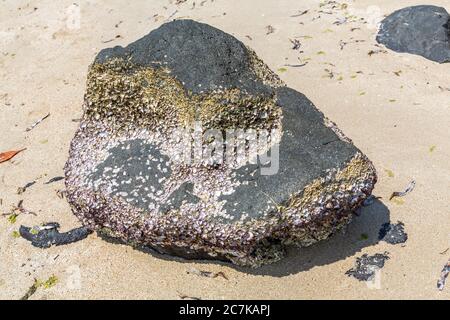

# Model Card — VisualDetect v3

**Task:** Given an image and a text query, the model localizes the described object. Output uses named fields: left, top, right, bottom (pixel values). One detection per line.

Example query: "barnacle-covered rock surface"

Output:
left=65, top=19, right=377, bottom=267
left=377, top=5, right=450, bottom=63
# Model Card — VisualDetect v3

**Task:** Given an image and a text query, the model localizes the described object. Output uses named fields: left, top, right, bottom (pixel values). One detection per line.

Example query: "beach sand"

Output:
left=1, top=0, right=449, bottom=299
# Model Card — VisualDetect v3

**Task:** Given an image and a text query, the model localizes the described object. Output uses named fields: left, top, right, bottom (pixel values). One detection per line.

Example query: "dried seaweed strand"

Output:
left=17, top=174, right=45, bottom=194
left=17, top=181, right=36, bottom=194
left=187, top=268, right=228, bottom=280
left=283, top=63, right=307, bottom=68
left=44, top=176, right=65, bottom=184
left=26, top=113, right=50, bottom=132
left=390, top=180, right=415, bottom=200
left=3, top=200, right=37, bottom=217
left=437, top=259, right=450, bottom=291
left=178, top=292, right=201, bottom=300
left=20, top=279, right=40, bottom=300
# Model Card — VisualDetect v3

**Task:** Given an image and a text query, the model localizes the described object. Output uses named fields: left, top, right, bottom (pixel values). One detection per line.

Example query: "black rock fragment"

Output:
left=378, top=222, right=408, bottom=245
left=346, top=253, right=390, bottom=281
left=19, top=223, right=91, bottom=248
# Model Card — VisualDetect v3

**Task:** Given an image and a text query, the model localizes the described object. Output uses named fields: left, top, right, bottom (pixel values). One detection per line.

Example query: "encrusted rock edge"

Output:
left=65, top=145, right=376, bottom=267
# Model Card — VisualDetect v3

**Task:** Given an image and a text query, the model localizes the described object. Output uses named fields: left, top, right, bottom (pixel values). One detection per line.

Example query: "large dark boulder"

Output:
left=377, top=5, right=450, bottom=63
left=65, top=19, right=377, bottom=267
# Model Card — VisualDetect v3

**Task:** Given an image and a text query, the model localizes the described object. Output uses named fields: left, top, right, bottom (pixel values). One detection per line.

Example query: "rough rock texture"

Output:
left=377, top=5, right=450, bottom=63
left=65, top=19, right=377, bottom=267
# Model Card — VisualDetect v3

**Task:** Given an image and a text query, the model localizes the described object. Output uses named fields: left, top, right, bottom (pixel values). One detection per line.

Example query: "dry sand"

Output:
left=1, top=0, right=449, bottom=300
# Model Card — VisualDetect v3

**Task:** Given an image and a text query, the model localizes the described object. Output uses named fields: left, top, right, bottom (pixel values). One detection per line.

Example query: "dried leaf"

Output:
left=44, top=176, right=64, bottom=184
left=0, top=148, right=26, bottom=163
left=178, top=291, right=201, bottom=300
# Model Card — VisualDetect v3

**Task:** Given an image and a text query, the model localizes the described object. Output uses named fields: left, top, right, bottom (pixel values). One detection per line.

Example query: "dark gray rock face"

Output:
left=377, top=5, right=450, bottom=63
left=219, top=87, right=358, bottom=223
left=65, top=19, right=377, bottom=267
left=96, top=19, right=275, bottom=95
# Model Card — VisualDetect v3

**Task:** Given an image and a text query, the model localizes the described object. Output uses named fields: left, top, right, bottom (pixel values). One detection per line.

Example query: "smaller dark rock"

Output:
left=376, top=5, right=450, bottom=63
left=378, top=221, right=408, bottom=245
left=19, top=223, right=91, bottom=248
left=346, top=253, right=390, bottom=281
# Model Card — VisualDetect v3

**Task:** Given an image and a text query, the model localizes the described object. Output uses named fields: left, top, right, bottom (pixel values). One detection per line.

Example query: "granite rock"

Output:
left=64, top=19, right=377, bottom=267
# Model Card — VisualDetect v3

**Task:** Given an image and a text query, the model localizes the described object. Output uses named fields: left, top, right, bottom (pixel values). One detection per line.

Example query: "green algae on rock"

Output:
left=64, top=19, right=377, bottom=267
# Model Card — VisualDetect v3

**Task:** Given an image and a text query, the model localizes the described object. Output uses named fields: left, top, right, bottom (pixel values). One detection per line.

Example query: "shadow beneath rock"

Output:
left=104, top=199, right=390, bottom=277
left=235, top=199, right=390, bottom=277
